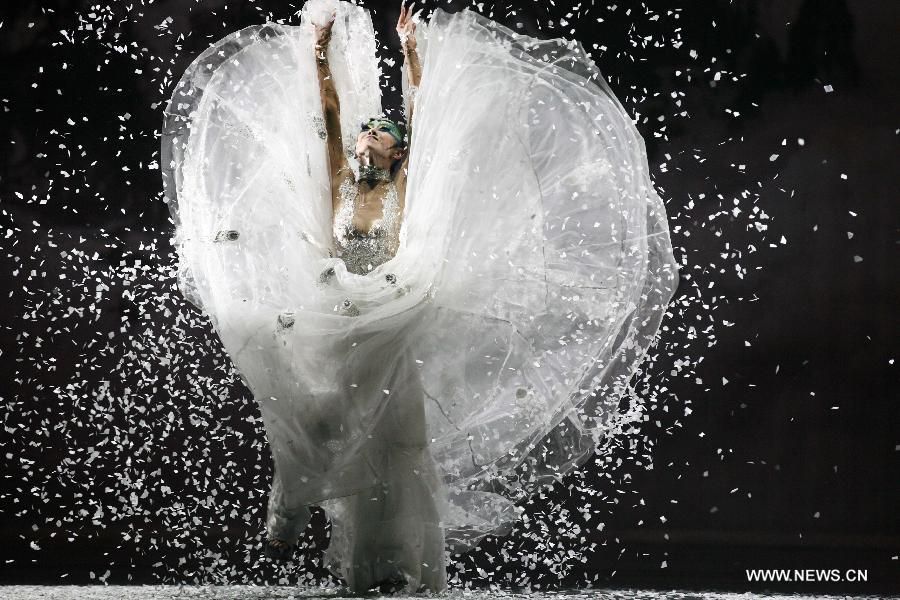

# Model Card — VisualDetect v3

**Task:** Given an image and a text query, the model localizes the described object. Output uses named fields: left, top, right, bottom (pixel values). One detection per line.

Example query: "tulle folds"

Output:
left=162, top=0, right=678, bottom=592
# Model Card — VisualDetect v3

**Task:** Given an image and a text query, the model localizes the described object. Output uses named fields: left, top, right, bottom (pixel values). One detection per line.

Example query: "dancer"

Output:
left=162, top=0, right=679, bottom=593
left=268, top=5, right=446, bottom=592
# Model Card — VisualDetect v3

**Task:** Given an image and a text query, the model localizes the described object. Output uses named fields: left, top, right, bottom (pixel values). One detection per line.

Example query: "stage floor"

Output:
left=0, top=587, right=892, bottom=600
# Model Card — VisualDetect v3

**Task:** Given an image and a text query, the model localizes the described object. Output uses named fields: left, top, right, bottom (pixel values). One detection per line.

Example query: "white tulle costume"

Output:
left=162, top=0, right=678, bottom=592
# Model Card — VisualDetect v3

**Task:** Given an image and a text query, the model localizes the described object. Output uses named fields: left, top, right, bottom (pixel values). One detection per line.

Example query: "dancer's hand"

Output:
left=314, top=12, right=336, bottom=50
left=396, top=2, right=418, bottom=48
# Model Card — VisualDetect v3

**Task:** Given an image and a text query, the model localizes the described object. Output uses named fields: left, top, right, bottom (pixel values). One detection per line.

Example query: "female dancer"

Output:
left=262, top=5, right=446, bottom=593
left=162, top=0, right=679, bottom=594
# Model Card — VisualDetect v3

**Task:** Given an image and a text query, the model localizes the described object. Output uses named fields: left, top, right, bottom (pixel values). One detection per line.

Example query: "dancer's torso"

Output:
left=332, top=175, right=406, bottom=275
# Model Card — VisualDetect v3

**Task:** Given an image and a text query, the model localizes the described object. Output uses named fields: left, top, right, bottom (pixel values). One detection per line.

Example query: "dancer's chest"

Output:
left=330, top=180, right=403, bottom=274
left=349, top=186, right=390, bottom=235
left=335, top=180, right=403, bottom=238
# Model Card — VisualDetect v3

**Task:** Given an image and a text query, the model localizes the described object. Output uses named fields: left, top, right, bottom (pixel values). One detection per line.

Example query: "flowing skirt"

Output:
left=161, top=0, right=679, bottom=591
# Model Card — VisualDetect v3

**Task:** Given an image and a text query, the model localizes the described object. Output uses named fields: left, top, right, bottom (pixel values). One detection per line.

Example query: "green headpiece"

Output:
left=361, top=118, right=406, bottom=148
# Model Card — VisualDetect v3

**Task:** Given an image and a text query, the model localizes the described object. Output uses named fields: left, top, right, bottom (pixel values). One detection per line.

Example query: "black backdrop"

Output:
left=1, top=0, right=897, bottom=595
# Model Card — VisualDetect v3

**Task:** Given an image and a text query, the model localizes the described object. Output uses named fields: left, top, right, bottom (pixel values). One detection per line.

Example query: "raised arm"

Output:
left=397, top=3, right=422, bottom=130
left=315, top=15, right=353, bottom=215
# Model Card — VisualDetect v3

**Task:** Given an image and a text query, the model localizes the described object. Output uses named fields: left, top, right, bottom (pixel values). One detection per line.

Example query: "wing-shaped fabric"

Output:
left=162, top=0, right=679, bottom=570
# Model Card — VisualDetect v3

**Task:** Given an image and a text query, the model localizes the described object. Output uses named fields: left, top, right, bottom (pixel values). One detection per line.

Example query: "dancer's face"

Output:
left=355, top=121, right=404, bottom=163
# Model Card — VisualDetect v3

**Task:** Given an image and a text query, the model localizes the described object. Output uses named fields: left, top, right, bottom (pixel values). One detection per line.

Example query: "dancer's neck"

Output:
left=359, top=163, right=392, bottom=186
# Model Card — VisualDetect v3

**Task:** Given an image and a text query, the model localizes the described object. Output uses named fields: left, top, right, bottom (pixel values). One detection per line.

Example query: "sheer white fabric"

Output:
left=162, top=0, right=678, bottom=591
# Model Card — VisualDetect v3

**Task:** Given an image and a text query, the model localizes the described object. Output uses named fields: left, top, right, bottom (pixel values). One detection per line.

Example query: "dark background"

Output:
left=1, top=0, right=897, bottom=595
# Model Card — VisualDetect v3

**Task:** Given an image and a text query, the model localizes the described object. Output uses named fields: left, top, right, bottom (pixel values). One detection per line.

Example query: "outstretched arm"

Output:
left=315, top=15, right=352, bottom=215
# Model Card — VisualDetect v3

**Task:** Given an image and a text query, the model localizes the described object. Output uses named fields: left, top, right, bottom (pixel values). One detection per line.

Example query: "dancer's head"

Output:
left=355, top=118, right=406, bottom=171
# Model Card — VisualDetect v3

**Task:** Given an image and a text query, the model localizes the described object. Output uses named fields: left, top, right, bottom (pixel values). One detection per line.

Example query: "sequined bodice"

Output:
left=332, top=177, right=400, bottom=275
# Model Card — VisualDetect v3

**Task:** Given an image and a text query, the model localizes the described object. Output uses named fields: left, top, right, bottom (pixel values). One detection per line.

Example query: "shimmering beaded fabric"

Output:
left=332, top=177, right=400, bottom=275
